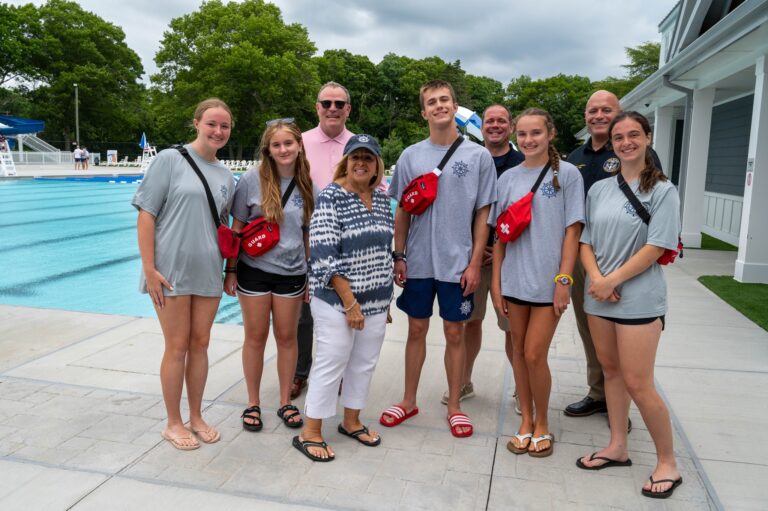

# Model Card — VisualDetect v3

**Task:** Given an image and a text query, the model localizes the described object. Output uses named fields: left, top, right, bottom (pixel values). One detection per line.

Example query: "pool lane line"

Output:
left=0, top=254, right=140, bottom=296
left=0, top=210, right=134, bottom=229
left=0, top=183, right=132, bottom=195
left=0, top=198, right=130, bottom=215
left=1, top=189, right=136, bottom=205
left=0, top=225, right=135, bottom=255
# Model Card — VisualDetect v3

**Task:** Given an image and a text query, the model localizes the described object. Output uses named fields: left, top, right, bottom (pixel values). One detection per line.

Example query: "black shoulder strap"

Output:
left=530, top=162, right=552, bottom=194
left=175, top=146, right=221, bottom=228
left=617, top=173, right=651, bottom=225
left=434, top=136, right=464, bottom=175
left=281, top=179, right=297, bottom=209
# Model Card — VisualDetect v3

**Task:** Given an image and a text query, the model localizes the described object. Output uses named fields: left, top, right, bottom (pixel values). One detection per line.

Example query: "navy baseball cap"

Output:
left=343, top=134, right=381, bottom=157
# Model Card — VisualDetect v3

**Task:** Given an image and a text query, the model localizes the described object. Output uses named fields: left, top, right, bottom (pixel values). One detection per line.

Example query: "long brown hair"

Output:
left=258, top=121, right=314, bottom=224
left=609, top=111, right=667, bottom=193
left=513, top=107, right=560, bottom=190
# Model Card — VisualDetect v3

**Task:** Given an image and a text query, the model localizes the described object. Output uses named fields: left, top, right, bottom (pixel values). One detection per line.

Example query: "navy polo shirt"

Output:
left=567, top=137, right=662, bottom=195
left=492, top=143, right=525, bottom=177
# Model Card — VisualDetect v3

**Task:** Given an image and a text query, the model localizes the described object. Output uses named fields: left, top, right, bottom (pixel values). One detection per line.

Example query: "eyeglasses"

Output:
left=318, top=100, right=347, bottom=109
left=265, top=117, right=295, bottom=127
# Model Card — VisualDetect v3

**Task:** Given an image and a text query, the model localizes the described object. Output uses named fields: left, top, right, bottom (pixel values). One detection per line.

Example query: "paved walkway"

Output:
left=0, top=250, right=765, bottom=510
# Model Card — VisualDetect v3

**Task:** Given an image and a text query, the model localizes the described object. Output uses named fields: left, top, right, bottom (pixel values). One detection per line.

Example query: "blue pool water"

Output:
left=0, top=176, right=396, bottom=324
left=0, top=176, right=243, bottom=324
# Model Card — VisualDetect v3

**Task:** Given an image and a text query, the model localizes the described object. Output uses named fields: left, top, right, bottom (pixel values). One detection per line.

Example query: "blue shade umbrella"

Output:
left=455, top=106, right=483, bottom=141
left=139, top=132, right=148, bottom=149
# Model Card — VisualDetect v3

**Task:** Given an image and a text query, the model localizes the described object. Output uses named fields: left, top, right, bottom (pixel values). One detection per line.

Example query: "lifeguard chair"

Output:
left=140, top=144, right=157, bottom=173
left=0, top=137, right=16, bottom=177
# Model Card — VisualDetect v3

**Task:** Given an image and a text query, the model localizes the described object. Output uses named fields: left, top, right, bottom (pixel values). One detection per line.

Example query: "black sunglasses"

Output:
left=318, top=100, right=347, bottom=109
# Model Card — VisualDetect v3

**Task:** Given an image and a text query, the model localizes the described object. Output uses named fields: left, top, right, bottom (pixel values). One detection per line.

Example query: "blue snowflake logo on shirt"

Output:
left=623, top=200, right=637, bottom=217
left=292, top=194, right=303, bottom=208
left=460, top=300, right=472, bottom=316
left=452, top=160, right=469, bottom=178
left=220, top=185, right=228, bottom=200
left=540, top=180, right=557, bottom=198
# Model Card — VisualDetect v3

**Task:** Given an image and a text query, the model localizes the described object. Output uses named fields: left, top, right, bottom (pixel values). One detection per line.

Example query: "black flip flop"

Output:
left=576, top=452, right=632, bottom=470
left=337, top=424, right=381, bottom=447
left=292, top=435, right=335, bottom=462
left=277, top=404, right=303, bottom=428
left=241, top=405, right=263, bottom=432
left=641, top=476, right=683, bottom=499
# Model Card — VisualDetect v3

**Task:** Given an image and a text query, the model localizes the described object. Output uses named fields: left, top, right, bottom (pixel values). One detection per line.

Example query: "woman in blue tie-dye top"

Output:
left=292, top=134, right=394, bottom=462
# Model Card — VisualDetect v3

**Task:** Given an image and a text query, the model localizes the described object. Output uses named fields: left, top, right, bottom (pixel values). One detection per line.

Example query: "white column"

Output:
left=653, top=105, right=675, bottom=175
left=680, top=88, right=715, bottom=248
left=735, top=56, right=768, bottom=283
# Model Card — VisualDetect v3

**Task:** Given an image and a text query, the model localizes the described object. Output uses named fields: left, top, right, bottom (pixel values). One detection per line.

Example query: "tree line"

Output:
left=0, top=0, right=660, bottom=165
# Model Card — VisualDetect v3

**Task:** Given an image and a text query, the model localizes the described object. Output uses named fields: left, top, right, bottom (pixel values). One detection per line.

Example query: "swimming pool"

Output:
left=0, top=176, right=243, bottom=324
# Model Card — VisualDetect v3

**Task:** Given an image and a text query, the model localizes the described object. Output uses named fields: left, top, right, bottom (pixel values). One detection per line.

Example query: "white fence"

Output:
left=11, top=151, right=74, bottom=165
left=702, top=191, right=743, bottom=245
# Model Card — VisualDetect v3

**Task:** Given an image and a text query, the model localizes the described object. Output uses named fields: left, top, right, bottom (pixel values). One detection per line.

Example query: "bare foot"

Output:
left=380, top=402, right=417, bottom=426
left=189, top=418, right=220, bottom=443
left=300, top=434, right=335, bottom=459
left=643, top=462, right=681, bottom=495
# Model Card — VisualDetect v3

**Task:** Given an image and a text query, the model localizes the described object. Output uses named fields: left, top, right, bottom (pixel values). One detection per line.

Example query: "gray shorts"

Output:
left=469, top=265, right=509, bottom=331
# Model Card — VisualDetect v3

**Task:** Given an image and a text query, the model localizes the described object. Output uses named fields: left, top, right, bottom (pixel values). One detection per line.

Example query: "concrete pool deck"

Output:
left=0, top=250, right=766, bottom=510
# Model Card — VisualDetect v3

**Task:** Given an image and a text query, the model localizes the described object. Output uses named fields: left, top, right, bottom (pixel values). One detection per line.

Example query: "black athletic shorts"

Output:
left=236, top=260, right=306, bottom=298
left=597, top=315, right=666, bottom=331
left=503, top=295, right=553, bottom=307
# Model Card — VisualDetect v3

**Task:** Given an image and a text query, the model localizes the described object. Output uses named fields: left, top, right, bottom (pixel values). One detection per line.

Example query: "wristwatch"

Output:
left=555, top=273, right=573, bottom=286
left=392, top=251, right=406, bottom=262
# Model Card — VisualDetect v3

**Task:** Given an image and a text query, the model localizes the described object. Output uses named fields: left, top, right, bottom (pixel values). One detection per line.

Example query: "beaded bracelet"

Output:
left=344, top=299, right=358, bottom=312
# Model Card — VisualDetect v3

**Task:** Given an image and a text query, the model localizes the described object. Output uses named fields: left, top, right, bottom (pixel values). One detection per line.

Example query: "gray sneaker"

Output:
left=441, top=382, right=475, bottom=405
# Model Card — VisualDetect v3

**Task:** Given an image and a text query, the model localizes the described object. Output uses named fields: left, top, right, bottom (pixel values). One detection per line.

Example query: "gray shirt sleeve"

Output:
left=132, top=151, right=173, bottom=216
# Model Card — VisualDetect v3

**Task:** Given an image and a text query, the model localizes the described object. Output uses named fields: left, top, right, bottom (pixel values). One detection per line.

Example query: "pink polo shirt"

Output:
left=302, top=126, right=354, bottom=191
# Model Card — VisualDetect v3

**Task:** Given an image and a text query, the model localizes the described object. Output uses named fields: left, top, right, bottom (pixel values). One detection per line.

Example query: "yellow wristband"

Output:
left=554, top=273, right=573, bottom=286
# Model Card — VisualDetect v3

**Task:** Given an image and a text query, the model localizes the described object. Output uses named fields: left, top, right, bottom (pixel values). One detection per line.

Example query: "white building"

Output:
left=620, top=0, right=768, bottom=283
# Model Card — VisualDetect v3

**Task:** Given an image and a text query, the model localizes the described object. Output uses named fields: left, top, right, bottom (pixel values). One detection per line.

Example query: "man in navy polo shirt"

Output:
left=565, top=90, right=661, bottom=431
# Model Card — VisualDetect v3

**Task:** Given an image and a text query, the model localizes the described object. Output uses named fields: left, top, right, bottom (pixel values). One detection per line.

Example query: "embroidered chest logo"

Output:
left=460, top=300, right=472, bottom=316
left=623, top=199, right=650, bottom=217
left=292, top=194, right=303, bottom=208
left=540, top=180, right=557, bottom=198
left=603, top=157, right=620, bottom=173
left=452, top=160, right=469, bottom=178
left=220, top=185, right=228, bottom=201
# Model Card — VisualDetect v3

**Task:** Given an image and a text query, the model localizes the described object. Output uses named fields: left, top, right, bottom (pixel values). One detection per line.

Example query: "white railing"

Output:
left=702, top=191, right=742, bottom=245
left=11, top=151, right=74, bottom=165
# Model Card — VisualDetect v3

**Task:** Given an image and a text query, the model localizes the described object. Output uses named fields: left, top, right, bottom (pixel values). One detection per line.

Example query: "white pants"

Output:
left=304, top=299, right=388, bottom=419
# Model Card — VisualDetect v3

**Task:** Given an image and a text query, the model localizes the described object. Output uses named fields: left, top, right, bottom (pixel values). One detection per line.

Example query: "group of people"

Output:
left=133, top=79, right=683, bottom=499
left=73, top=145, right=89, bottom=170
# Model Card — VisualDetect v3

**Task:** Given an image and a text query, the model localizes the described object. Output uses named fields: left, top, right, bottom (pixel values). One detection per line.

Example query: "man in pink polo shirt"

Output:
left=302, top=82, right=355, bottom=190
left=292, top=82, right=355, bottom=399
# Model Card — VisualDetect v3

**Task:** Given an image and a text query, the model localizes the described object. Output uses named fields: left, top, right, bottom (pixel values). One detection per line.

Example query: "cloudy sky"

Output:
left=10, top=0, right=677, bottom=84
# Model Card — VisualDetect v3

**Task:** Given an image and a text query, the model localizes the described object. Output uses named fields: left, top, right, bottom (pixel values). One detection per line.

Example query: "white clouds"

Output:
left=7, top=0, right=675, bottom=83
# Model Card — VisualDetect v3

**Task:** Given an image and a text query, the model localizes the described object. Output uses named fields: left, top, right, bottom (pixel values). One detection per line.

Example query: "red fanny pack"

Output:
left=617, top=173, right=683, bottom=265
left=240, top=218, right=280, bottom=257
left=217, top=225, right=241, bottom=258
left=496, top=163, right=551, bottom=243
left=400, top=137, right=463, bottom=215
left=239, top=179, right=296, bottom=257
left=176, top=146, right=240, bottom=259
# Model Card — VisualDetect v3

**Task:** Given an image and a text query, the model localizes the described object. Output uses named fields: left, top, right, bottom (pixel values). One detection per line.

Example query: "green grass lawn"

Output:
left=696, top=233, right=738, bottom=251
left=698, top=276, right=768, bottom=331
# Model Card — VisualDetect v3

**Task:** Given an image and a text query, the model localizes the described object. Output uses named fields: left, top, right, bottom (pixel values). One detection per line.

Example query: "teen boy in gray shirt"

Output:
left=380, top=80, right=496, bottom=438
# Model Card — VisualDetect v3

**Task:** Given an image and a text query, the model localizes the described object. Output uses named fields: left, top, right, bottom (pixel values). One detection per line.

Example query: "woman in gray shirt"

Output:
left=576, top=112, right=682, bottom=499
left=133, top=98, right=235, bottom=450
left=224, top=120, right=315, bottom=433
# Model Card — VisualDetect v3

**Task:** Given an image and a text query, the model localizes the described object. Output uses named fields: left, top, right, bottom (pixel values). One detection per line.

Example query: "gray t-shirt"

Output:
left=231, top=169, right=312, bottom=276
left=488, top=161, right=585, bottom=302
left=388, top=138, right=497, bottom=283
left=132, top=145, right=234, bottom=297
left=581, top=176, right=680, bottom=318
